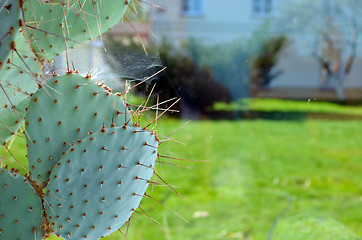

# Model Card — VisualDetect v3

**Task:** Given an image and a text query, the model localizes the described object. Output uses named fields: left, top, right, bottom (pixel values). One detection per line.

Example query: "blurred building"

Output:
left=146, top=0, right=362, bottom=100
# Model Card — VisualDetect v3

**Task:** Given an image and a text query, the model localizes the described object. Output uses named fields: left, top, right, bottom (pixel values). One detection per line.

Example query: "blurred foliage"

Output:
left=186, top=38, right=250, bottom=100
left=250, top=35, right=288, bottom=90
left=103, top=34, right=232, bottom=118
left=103, top=22, right=287, bottom=118
left=186, top=22, right=288, bottom=98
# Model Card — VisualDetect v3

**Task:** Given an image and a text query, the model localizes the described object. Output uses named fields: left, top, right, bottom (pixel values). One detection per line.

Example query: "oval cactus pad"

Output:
left=25, top=73, right=131, bottom=186
left=0, top=0, right=21, bottom=69
left=45, top=126, right=158, bottom=239
left=24, top=0, right=128, bottom=60
left=0, top=169, right=44, bottom=240
left=0, top=32, right=43, bottom=148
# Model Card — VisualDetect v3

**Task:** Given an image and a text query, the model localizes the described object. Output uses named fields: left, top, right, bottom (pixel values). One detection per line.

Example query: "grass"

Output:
left=214, top=98, right=362, bottom=116
left=111, top=118, right=361, bottom=240
left=1, top=101, right=362, bottom=240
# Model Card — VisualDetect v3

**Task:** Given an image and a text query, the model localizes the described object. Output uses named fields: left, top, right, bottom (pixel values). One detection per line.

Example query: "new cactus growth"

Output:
left=0, top=0, right=180, bottom=239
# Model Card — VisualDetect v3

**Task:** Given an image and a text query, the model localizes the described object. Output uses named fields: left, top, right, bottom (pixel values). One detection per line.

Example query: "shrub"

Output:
left=103, top=36, right=232, bottom=118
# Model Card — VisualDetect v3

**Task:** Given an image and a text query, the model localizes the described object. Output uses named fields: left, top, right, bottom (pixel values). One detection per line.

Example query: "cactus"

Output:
left=1, top=0, right=128, bottom=147
left=0, top=0, right=21, bottom=67
left=24, top=0, right=128, bottom=60
left=0, top=98, right=28, bottom=147
left=0, top=33, right=42, bottom=146
left=0, top=1, right=177, bottom=239
left=0, top=0, right=37, bottom=146
left=0, top=168, right=45, bottom=240
left=25, top=73, right=131, bottom=186
left=45, top=125, right=158, bottom=239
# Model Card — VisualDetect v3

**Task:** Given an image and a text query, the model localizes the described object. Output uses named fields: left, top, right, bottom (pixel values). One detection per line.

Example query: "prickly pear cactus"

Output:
left=25, top=73, right=131, bottom=186
left=0, top=0, right=41, bottom=146
left=0, top=33, right=42, bottom=146
left=24, top=0, right=128, bottom=60
left=0, top=0, right=21, bottom=68
left=0, top=98, right=28, bottom=147
left=1, top=0, right=129, bottom=148
left=0, top=168, right=44, bottom=240
left=0, top=0, right=177, bottom=239
left=45, top=126, right=158, bottom=239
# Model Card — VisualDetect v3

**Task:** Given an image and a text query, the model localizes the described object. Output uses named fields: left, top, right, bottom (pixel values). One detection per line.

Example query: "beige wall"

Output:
left=150, top=0, right=270, bottom=44
left=149, top=0, right=362, bottom=92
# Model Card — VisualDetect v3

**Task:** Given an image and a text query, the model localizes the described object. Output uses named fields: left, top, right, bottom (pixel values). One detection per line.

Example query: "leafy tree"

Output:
left=277, top=0, right=362, bottom=100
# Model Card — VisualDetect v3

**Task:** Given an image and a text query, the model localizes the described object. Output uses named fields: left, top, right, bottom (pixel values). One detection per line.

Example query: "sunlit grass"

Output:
left=116, top=118, right=361, bottom=240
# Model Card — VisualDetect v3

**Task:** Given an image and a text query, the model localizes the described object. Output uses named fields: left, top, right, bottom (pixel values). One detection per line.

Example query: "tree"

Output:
left=277, top=0, right=361, bottom=100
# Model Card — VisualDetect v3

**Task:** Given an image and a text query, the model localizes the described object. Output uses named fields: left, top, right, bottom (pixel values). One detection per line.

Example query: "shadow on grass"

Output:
left=206, top=110, right=362, bottom=121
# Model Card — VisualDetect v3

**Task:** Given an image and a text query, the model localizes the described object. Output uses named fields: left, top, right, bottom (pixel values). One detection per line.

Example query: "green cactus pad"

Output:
left=25, top=73, right=131, bottom=186
left=0, top=168, right=44, bottom=240
left=0, top=98, right=28, bottom=147
left=44, top=126, right=158, bottom=239
left=0, top=0, right=21, bottom=70
left=0, top=32, right=42, bottom=148
left=24, top=0, right=128, bottom=60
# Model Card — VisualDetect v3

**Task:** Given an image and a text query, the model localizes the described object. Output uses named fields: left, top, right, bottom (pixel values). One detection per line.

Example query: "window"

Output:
left=252, top=0, right=274, bottom=17
left=181, top=0, right=204, bottom=16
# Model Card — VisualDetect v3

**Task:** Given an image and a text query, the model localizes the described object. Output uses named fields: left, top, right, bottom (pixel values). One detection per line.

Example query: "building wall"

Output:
left=149, top=0, right=362, bottom=98
left=150, top=0, right=270, bottom=44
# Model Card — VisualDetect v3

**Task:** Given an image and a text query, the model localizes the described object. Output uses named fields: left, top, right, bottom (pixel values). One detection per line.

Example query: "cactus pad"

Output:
left=25, top=73, right=131, bottom=186
left=0, top=98, right=28, bottom=147
left=0, top=0, right=21, bottom=69
left=0, top=168, right=44, bottom=240
left=24, top=0, right=128, bottom=60
left=45, top=126, right=158, bottom=239
left=0, top=32, right=42, bottom=148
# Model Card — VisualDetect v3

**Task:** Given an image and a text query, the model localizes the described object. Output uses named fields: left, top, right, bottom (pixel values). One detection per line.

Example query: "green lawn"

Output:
left=2, top=112, right=362, bottom=239
left=214, top=98, right=362, bottom=116
left=113, top=118, right=362, bottom=240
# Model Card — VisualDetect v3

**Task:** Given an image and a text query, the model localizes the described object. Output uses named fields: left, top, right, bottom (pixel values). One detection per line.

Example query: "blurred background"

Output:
left=13, top=0, right=362, bottom=239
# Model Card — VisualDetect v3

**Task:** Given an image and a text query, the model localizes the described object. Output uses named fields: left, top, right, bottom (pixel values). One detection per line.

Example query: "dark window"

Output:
left=253, top=0, right=274, bottom=16
left=182, top=0, right=203, bottom=15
